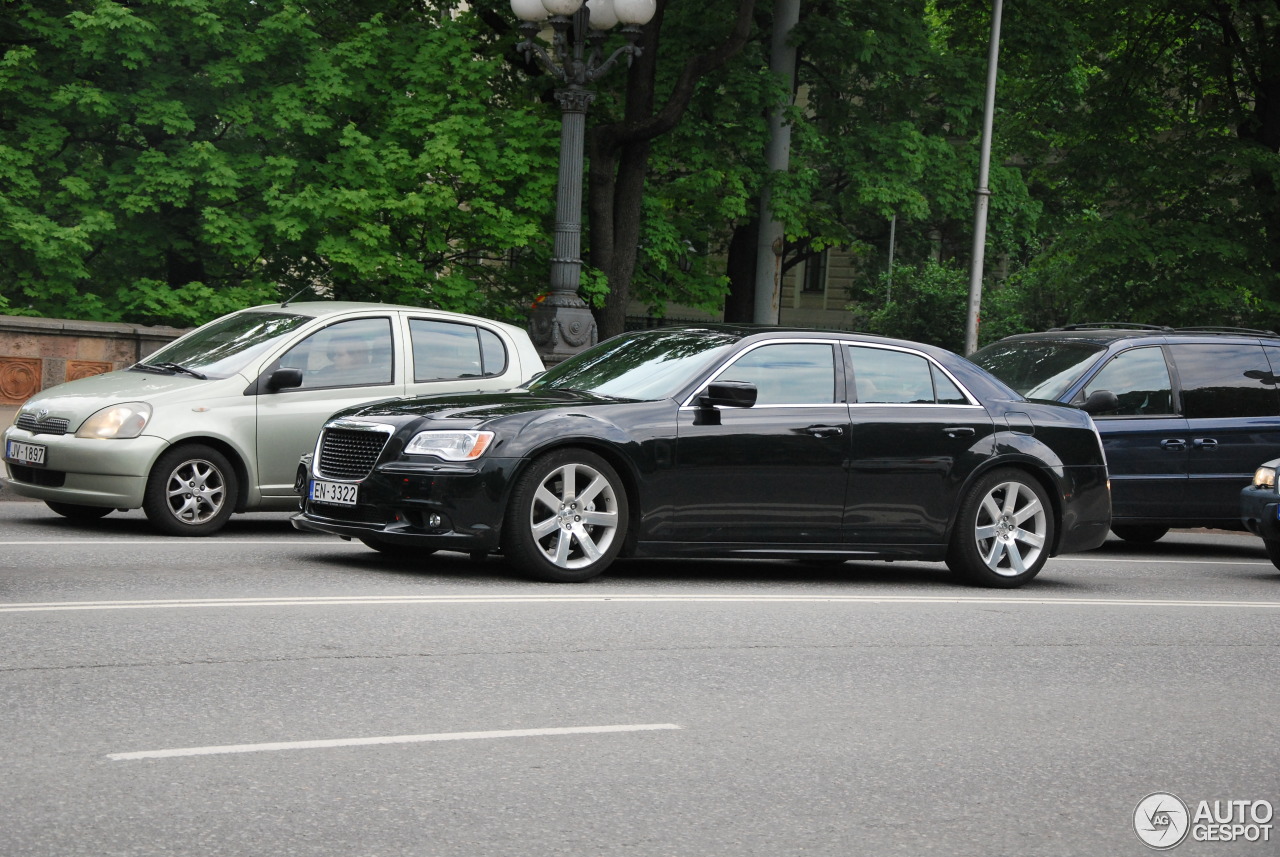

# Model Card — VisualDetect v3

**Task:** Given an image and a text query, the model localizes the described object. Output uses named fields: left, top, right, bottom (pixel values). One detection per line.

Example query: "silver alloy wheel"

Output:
left=162, top=457, right=227, bottom=526
left=972, top=479, right=1047, bottom=577
left=528, top=461, right=621, bottom=570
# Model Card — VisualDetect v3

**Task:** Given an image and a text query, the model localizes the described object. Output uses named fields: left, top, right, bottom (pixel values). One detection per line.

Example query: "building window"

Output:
left=803, top=251, right=828, bottom=294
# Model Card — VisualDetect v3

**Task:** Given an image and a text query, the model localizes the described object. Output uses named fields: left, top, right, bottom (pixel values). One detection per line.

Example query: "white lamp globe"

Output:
left=511, top=0, right=549, bottom=21
left=612, top=0, right=656, bottom=25
left=540, top=0, right=585, bottom=16
left=586, top=0, right=618, bottom=30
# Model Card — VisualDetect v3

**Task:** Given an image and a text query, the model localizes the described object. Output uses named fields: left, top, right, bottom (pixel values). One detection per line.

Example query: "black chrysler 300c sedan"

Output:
left=292, top=326, right=1111, bottom=588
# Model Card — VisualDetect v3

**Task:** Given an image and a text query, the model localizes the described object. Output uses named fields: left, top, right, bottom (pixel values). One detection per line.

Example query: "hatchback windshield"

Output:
left=138, top=311, right=310, bottom=380
left=528, top=329, right=739, bottom=400
left=970, top=340, right=1107, bottom=400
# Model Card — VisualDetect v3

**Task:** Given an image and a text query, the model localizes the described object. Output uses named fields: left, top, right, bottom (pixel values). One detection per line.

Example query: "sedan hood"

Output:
left=333, top=389, right=627, bottom=426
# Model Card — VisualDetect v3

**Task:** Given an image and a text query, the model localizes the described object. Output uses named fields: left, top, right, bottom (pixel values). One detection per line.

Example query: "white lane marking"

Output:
left=5, top=593, right=1280, bottom=612
left=107, top=723, right=683, bottom=761
left=0, top=539, right=338, bottom=546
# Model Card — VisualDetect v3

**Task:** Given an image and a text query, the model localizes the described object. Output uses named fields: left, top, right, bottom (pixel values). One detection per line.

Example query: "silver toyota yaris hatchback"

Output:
left=2, top=301, right=543, bottom=535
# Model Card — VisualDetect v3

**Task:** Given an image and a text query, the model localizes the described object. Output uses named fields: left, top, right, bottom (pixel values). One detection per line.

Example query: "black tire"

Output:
left=45, top=501, right=112, bottom=521
left=358, top=536, right=437, bottom=561
left=142, top=444, right=238, bottom=536
left=1110, top=524, right=1169, bottom=543
left=501, top=448, right=629, bottom=583
left=946, top=468, right=1055, bottom=588
left=1264, top=539, right=1280, bottom=572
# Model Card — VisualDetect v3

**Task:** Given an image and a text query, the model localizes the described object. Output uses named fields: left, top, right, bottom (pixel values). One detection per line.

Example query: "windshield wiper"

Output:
left=133, top=361, right=207, bottom=380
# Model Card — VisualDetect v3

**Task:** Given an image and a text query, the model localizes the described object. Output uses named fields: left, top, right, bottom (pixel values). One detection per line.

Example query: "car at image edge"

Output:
left=971, top=323, right=1280, bottom=542
left=293, top=325, right=1112, bottom=588
left=2, top=301, right=544, bottom=535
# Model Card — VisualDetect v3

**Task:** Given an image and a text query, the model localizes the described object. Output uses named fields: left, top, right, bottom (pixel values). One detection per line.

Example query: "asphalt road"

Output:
left=2, top=500, right=1277, bottom=857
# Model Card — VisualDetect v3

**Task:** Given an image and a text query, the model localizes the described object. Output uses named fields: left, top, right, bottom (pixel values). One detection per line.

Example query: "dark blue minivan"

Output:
left=971, top=324, right=1280, bottom=542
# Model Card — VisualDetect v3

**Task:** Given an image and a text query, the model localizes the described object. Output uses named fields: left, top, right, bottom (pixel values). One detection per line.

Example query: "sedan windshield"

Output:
left=969, top=340, right=1106, bottom=400
left=138, top=311, right=311, bottom=380
left=527, top=329, right=740, bottom=400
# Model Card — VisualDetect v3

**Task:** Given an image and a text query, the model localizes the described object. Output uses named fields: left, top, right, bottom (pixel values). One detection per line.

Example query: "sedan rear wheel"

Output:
left=143, top=444, right=238, bottom=536
left=947, top=468, right=1054, bottom=588
left=502, top=448, right=628, bottom=583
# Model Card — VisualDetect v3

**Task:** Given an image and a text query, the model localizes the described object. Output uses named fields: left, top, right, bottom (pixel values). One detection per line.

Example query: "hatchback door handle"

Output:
left=804, top=425, right=845, bottom=438
left=944, top=426, right=975, bottom=437
left=1161, top=438, right=1187, bottom=451
left=1193, top=438, right=1218, bottom=450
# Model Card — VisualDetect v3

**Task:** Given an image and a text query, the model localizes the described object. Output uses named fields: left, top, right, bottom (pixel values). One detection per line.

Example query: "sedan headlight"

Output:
left=1253, top=465, right=1277, bottom=490
left=404, top=430, right=494, bottom=461
left=75, top=403, right=152, bottom=439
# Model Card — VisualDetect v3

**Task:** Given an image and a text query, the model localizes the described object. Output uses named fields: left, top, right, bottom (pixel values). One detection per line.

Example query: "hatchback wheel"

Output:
left=45, top=501, right=112, bottom=521
left=359, top=536, right=437, bottom=561
left=143, top=444, right=237, bottom=536
left=947, top=469, right=1054, bottom=588
left=1110, top=524, right=1168, bottom=543
left=502, top=449, right=628, bottom=583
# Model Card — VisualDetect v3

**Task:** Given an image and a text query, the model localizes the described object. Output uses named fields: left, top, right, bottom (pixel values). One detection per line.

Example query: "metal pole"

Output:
left=886, top=212, right=896, bottom=303
left=964, top=0, right=1002, bottom=355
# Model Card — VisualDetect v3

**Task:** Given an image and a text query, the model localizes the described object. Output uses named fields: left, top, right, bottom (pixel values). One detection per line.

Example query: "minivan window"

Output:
left=970, top=340, right=1106, bottom=400
left=1082, top=347, right=1174, bottom=416
left=141, top=311, right=310, bottom=379
left=1170, top=343, right=1280, bottom=419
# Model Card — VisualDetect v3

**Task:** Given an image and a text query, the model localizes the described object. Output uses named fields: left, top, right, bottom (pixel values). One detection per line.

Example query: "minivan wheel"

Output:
left=947, top=468, right=1055, bottom=588
left=502, top=448, right=628, bottom=583
left=45, top=501, right=112, bottom=521
left=1263, top=539, right=1280, bottom=572
left=143, top=444, right=238, bottom=536
left=1110, top=524, right=1169, bottom=543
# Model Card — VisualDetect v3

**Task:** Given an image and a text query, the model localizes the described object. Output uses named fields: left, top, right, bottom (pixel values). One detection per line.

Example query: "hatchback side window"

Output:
left=848, top=346, right=940, bottom=404
left=1169, top=343, right=1280, bottom=419
left=719, top=343, right=836, bottom=405
left=1082, top=347, right=1173, bottom=416
left=284, top=318, right=394, bottom=389
left=410, top=320, right=507, bottom=382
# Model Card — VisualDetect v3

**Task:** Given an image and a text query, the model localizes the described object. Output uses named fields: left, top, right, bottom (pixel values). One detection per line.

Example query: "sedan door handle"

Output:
left=944, top=426, right=975, bottom=438
left=1193, top=438, right=1218, bottom=450
left=1161, top=438, right=1187, bottom=451
left=804, top=425, right=845, bottom=438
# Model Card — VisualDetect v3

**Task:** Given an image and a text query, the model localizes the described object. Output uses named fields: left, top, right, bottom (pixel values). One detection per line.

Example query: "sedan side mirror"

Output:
left=1080, top=389, right=1120, bottom=414
left=699, top=380, right=757, bottom=408
left=266, top=367, right=304, bottom=392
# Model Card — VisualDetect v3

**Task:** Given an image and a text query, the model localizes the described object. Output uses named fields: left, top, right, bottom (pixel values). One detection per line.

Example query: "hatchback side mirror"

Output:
left=699, top=380, right=757, bottom=408
left=266, top=367, right=304, bottom=391
left=1080, top=389, right=1120, bottom=414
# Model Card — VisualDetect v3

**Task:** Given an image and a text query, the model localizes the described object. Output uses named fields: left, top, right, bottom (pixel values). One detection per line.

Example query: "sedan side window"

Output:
left=1082, top=347, right=1173, bottom=416
left=719, top=343, right=836, bottom=405
left=284, top=318, right=394, bottom=389
left=411, top=320, right=507, bottom=382
left=848, top=346, right=939, bottom=404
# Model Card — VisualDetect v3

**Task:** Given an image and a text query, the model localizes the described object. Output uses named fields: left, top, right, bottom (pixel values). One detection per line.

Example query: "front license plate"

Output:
left=5, top=440, right=46, bottom=466
left=309, top=479, right=358, bottom=506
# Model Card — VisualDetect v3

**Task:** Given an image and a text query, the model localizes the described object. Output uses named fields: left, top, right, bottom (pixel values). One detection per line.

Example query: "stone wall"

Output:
left=0, top=315, right=188, bottom=419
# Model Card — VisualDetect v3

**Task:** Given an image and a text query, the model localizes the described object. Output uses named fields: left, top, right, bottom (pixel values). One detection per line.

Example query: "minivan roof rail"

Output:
left=1050, top=323, right=1173, bottom=331
left=1175, top=326, right=1280, bottom=336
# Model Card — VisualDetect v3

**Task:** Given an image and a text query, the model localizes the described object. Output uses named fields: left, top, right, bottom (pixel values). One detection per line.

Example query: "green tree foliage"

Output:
left=0, top=0, right=558, bottom=326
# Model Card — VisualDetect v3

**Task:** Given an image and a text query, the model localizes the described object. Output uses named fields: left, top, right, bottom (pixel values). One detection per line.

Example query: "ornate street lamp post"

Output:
left=510, top=0, right=656, bottom=363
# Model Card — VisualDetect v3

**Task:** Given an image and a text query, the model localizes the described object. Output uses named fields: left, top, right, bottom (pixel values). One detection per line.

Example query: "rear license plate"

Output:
left=5, top=440, right=46, bottom=466
left=309, top=479, right=358, bottom=506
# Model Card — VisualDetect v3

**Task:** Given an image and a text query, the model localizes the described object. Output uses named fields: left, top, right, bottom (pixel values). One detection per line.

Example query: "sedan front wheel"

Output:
left=947, top=468, right=1055, bottom=588
left=502, top=448, right=629, bottom=583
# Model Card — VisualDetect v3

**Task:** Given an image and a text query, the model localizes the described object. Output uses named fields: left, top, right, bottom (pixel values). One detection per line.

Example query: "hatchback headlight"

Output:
left=404, top=430, right=494, bottom=461
left=75, top=403, right=152, bottom=439
left=1253, top=465, right=1277, bottom=490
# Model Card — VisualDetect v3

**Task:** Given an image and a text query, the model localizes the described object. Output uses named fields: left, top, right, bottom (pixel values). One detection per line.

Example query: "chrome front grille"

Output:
left=15, top=413, right=71, bottom=435
left=316, top=427, right=391, bottom=480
